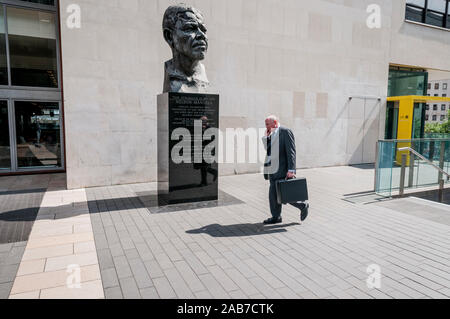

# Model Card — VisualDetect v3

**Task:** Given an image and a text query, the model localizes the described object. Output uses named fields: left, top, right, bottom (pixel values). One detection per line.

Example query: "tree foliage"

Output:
left=425, top=110, right=450, bottom=134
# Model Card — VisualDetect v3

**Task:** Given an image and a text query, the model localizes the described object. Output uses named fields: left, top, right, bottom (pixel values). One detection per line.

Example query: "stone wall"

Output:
left=59, top=0, right=450, bottom=189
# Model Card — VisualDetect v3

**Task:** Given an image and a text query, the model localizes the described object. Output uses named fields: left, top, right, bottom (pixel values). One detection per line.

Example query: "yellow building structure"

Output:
left=387, top=96, right=450, bottom=164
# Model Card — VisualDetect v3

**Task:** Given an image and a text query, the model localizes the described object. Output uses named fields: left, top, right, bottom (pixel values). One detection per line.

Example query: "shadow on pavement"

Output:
left=349, top=164, right=375, bottom=170
left=186, top=222, right=300, bottom=237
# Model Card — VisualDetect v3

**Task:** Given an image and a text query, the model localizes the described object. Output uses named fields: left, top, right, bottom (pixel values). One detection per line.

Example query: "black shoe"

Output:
left=264, top=217, right=282, bottom=225
left=300, top=203, right=309, bottom=222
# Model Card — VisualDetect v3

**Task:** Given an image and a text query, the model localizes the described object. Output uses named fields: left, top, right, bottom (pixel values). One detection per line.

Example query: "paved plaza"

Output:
left=0, top=166, right=450, bottom=299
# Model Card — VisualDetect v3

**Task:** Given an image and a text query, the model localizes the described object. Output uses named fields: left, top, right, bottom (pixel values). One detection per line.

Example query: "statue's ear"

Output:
left=163, top=29, right=173, bottom=47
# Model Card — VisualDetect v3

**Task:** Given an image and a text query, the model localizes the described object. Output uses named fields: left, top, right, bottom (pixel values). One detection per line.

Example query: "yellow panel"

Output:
left=396, top=97, right=413, bottom=165
left=387, top=95, right=450, bottom=103
left=397, top=98, right=414, bottom=141
left=387, top=95, right=450, bottom=165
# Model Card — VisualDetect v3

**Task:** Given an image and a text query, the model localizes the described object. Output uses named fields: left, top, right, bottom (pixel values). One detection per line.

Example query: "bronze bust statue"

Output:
left=162, top=4, right=210, bottom=93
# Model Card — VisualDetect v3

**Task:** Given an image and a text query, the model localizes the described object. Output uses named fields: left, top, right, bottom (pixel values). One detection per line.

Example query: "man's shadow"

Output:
left=186, top=222, right=300, bottom=238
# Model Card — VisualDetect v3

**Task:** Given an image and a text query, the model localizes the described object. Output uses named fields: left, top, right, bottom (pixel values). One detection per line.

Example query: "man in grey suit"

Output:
left=262, top=115, right=309, bottom=224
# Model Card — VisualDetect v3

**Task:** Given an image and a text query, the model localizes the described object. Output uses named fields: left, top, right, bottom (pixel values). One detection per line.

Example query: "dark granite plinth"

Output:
left=157, top=92, right=220, bottom=206
left=137, top=190, right=244, bottom=214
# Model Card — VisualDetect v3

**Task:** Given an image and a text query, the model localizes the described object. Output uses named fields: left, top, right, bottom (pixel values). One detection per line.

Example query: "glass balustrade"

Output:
left=375, top=138, right=450, bottom=196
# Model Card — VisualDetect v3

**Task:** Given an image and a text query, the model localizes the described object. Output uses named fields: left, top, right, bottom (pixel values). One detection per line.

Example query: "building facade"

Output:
left=426, top=79, right=450, bottom=123
left=1, top=0, right=450, bottom=189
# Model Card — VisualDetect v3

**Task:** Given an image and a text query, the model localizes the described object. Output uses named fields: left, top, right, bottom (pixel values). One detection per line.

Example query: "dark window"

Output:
left=0, top=7, right=7, bottom=85
left=435, top=83, right=440, bottom=90
left=388, top=67, right=428, bottom=96
left=435, top=94, right=439, bottom=96
left=444, top=83, right=448, bottom=90
left=406, top=0, right=450, bottom=29
left=426, top=114, right=429, bottom=121
left=19, top=0, right=55, bottom=5
left=428, top=83, right=432, bottom=89
left=426, top=0, right=447, bottom=27
left=441, top=115, right=446, bottom=121
left=442, top=104, right=446, bottom=110
left=7, top=7, right=58, bottom=88
left=443, top=94, right=447, bottom=97
left=426, top=104, right=430, bottom=110
left=0, top=101, right=10, bottom=169
left=434, top=104, right=438, bottom=110
left=406, top=0, right=426, bottom=22
left=433, top=115, right=437, bottom=121
left=448, top=10, right=450, bottom=28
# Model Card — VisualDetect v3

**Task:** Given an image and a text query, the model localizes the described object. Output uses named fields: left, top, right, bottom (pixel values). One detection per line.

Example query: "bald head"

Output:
left=265, top=115, right=279, bottom=134
left=266, top=115, right=278, bottom=123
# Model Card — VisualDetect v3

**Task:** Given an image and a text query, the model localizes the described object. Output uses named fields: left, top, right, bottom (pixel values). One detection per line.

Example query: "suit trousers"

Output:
left=269, top=179, right=307, bottom=218
left=269, top=180, right=282, bottom=218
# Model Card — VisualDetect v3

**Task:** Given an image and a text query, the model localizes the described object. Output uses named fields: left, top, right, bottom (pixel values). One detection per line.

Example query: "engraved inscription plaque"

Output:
left=157, top=92, right=219, bottom=205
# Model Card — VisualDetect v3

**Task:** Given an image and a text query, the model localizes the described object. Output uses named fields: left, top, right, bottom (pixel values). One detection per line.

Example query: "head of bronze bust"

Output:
left=162, top=4, right=210, bottom=93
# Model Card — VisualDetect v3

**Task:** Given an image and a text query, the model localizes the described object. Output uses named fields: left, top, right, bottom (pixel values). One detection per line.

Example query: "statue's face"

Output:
left=172, top=11, right=208, bottom=60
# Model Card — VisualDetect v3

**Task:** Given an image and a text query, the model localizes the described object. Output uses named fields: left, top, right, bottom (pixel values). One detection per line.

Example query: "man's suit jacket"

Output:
left=263, top=126, right=296, bottom=181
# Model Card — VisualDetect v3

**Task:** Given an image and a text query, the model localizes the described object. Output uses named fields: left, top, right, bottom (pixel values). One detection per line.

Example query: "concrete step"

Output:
left=393, top=187, right=450, bottom=205
left=374, top=196, right=450, bottom=227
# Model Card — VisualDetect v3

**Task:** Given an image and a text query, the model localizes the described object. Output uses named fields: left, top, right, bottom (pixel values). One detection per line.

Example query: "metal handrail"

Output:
left=398, top=147, right=448, bottom=202
left=398, top=147, right=450, bottom=181
left=380, top=138, right=450, bottom=142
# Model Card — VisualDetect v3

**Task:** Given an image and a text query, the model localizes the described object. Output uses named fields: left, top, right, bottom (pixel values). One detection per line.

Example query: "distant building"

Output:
left=426, top=80, right=450, bottom=123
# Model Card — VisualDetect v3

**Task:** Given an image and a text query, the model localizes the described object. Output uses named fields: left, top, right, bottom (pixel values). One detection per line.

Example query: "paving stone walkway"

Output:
left=1, top=167, right=450, bottom=299
left=0, top=174, right=65, bottom=299
left=8, top=189, right=103, bottom=299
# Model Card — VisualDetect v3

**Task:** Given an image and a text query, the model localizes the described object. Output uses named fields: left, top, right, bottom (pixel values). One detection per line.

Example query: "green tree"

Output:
left=425, top=110, right=450, bottom=134
left=425, top=122, right=444, bottom=133
left=441, top=109, right=450, bottom=133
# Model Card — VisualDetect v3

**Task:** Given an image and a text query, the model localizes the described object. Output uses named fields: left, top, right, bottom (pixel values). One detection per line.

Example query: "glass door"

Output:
left=14, top=100, right=62, bottom=169
left=412, top=102, right=425, bottom=139
left=385, top=101, right=399, bottom=140
left=0, top=100, right=10, bottom=170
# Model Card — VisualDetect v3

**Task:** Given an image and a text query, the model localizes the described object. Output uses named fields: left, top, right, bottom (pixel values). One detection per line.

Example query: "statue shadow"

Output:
left=186, top=222, right=300, bottom=238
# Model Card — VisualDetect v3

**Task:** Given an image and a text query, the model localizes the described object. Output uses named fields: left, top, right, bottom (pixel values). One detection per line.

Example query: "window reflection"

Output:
left=406, top=0, right=450, bottom=29
left=0, top=101, right=10, bottom=169
left=428, top=0, right=447, bottom=12
left=19, top=0, right=55, bottom=5
left=406, top=0, right=426, bottom=23
left=0, top=7, right=8, bottom=85
left=15, top=101, right=61, bottom=168
left=426, top=0, right=447, bottom=27
left=7, top=7, right=58, bottom=88
left=407, top=0, right=426, bottom=5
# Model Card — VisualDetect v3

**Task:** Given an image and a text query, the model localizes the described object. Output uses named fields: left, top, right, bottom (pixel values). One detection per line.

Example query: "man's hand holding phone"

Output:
left=265, top=127, right=277, bottom=137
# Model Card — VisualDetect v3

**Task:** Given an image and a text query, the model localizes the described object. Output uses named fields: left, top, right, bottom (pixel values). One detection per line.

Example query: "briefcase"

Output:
left=276, top=178, right=309, bottom=205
